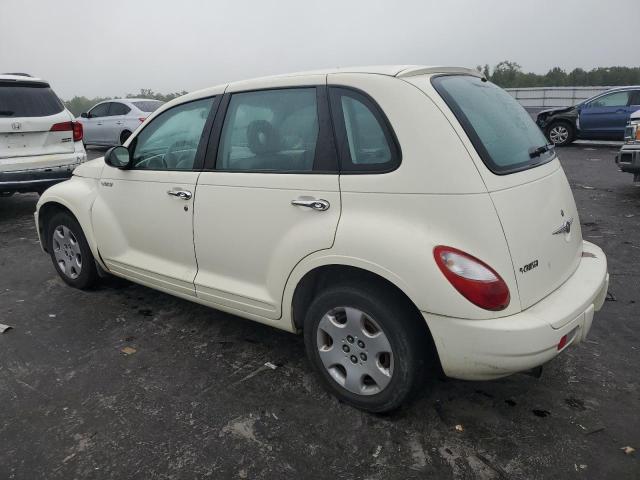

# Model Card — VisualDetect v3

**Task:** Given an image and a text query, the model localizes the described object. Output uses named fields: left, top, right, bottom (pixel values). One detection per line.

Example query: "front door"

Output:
left=579, top=90, right=632, bottom=139
left=92, top=97, right=217, bottom=297
left=193, top=79, right=341, bottom=319
left=83, top=102, right=110, bottom=144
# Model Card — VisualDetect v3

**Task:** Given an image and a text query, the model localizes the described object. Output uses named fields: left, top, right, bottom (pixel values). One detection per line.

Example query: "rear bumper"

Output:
left=0, top=162, right=78, bottom=192
left=424, top=240, right=608, bottom=380
left=615, top=144, right=640, bottom=174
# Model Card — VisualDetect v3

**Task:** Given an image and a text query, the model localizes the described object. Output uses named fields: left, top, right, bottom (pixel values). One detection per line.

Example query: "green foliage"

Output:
left=482, top=61, right=640, bottom=88
left=63, top=88, right=189, bottom=116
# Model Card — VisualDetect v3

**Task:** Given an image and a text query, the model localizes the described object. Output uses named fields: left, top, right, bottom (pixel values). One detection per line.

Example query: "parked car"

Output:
left=35, top=66, right=609, bottom=412
left=0, top=73, right=86, bottom=196
left=536, top=86, right=640, bottom=146
left=615, top=109, right=640, bottom=183
left=76, top=98, right=163, bottom=147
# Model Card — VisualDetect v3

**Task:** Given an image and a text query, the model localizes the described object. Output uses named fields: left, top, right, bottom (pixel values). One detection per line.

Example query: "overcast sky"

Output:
left=1, top=0, right=638, bottom=99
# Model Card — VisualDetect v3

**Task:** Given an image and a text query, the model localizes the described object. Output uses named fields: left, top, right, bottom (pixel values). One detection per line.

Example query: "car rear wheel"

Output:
left=47, top=212, right=98, bottom=289
left=303, top=283, right=429, bottom=412
left=547, top=121, right=575, bottom=146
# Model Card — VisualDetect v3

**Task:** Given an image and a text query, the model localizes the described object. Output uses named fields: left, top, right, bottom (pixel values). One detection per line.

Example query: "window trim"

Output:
left=126, top=95, right=220, bottom=172
left=431, top=73, right=555, bottom=176
left=202, top=85, right=338, bottom=174
left=328, top=86, right=402, bottom=174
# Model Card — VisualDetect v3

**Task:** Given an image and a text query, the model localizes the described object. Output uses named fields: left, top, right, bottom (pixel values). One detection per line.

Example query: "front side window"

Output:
left=0, top=81, right=64, bottom=118
left=89, top=103, right=109, bottom=118
left=329, top=88, right=399, bottom=172
left=432, top=75, right=552, bottom=175
left=217, top=88, right=319, bottom=172
left=130, top=97, right=214, bottom=170
left=588, top=91, right=630, bottom=108
left=109, top=102, right=131, bottom=116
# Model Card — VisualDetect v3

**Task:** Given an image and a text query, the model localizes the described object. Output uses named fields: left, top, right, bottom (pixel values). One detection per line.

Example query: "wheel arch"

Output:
left=287, top=261, right=443, bottom=374
left=36, top=179, right=104, bottom=269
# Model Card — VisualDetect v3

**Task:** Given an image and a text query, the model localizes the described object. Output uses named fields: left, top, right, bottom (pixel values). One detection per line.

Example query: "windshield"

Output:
left=0, top=82, right=64, bottom=117
left=133, top=100, right=163, bottom=112
left=432, top=75, right=553, bottom=174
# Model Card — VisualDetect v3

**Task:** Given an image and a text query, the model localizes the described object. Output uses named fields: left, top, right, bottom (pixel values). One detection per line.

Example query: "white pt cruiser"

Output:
left=35, top=66, right=609, bottom=412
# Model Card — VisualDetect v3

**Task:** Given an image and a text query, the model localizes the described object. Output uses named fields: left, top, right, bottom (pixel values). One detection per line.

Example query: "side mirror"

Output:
left=104, top=146, right=131, bottom=169
left=80, top=112, right=88, bottom=118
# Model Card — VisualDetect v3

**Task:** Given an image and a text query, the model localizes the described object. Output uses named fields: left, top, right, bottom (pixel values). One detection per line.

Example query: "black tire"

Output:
left=120, top=130, right=132, bottom=145
left=46, top=212, right=99, bottom=289
left=546, top=121, right=575, bottom=146
left=303, top=282, right=431, bottom=413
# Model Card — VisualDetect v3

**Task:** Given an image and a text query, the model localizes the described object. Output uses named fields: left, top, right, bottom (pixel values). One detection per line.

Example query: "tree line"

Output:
left=478, top=61, right=640, bottom=88
left=64, top=88, right=188, bottom=116
left=63, top=62, right=640, bottom=114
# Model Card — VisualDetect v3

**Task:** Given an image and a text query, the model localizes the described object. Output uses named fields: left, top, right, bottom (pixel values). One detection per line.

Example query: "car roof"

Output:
left=104, top=98, right=163, bottom=103
left=0, top=74, right=47, bottom=84
left=178, top=65, right=482, bottom=103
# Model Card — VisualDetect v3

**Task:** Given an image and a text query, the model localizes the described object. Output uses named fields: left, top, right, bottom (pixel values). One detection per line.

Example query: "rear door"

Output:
left=430, top=75, right=583, bottom=312
left=0, top=79, right=74, bottom=162
left=193, top=76, right=341, bottom=319
left=106, top=102, right=131, bottom=145
left=579, top=90, right=632, bottom=138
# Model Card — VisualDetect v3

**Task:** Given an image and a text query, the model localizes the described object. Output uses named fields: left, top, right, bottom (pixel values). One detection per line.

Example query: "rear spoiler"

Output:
left=0, top=79, right=50, bottom=88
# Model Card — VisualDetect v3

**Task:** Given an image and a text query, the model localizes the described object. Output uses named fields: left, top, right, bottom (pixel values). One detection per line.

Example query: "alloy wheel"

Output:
left=549, top=125, right=569, bottom=144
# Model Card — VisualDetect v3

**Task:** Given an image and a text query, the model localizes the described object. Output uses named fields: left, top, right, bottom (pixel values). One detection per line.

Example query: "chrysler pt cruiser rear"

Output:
left=35, top=66, right=608, bottom=412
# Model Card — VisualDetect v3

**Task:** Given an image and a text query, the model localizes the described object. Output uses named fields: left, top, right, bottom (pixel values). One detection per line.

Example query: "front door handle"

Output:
left=167, top=189, right=192, bottom=200
left=291, top=198, right=330, bottom=211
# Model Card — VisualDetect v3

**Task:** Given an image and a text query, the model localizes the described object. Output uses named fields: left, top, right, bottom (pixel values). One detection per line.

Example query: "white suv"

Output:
left=35, top=66, right=609, bottom=412
left=0, top=74, right=86, bottom=195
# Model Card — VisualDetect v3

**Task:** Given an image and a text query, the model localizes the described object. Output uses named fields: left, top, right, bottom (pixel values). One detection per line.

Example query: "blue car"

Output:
left=536, top=86, right=640, bottom=146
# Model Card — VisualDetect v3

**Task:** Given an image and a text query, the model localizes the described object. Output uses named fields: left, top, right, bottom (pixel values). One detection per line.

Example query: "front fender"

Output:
left=36, top=176, right=103, bottom=267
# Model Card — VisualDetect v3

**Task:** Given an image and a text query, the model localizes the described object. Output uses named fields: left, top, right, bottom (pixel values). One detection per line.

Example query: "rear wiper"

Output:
left=0, top=110, right=15, bottom=116
left=529, top=143, right=554, bottom=159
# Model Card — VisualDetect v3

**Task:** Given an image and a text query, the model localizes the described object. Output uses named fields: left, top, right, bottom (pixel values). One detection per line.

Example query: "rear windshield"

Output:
left=133, top=100, right=163, bottom=112
left=0, top=82, right=65, bottom=117
left=432, top=75, right=553, bottom=174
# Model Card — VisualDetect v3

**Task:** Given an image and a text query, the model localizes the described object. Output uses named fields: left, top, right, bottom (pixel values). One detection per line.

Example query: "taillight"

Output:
left=50, top=121, right=83, bottom=142
left=434, top=246, right=510, bottom=311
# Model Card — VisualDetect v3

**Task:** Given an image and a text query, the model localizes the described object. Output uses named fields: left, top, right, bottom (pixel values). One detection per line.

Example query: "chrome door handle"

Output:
left=291, top=198, right=330, bottom=211
left=167, top=189, right=192, bottom=200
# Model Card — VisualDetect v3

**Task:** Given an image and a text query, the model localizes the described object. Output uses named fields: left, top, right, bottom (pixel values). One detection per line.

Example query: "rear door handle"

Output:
left=167, top=189, right=192, bottom=200
left=291, top=198, right=330, bottom=211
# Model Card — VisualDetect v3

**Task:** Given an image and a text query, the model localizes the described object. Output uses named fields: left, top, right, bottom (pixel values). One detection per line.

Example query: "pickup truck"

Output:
left=615, top=109, right=640, bottom=183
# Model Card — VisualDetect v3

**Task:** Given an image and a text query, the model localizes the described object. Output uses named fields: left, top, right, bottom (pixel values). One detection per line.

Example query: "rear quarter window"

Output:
left=432, top=75, right=552, bottom=175
left=0, top=81, right=64, bottom=117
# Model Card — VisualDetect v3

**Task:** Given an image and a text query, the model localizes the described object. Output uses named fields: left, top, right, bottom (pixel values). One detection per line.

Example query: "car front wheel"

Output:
left=303, top=283, right=430, bottom=412
left=46, top=212, right=98, bottom=289
left=547, top=121, right=575, bottom=146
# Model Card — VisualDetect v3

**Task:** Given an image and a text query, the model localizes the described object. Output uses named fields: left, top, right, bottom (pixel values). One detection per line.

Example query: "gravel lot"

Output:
left=0, top=145, right=638, bottom=479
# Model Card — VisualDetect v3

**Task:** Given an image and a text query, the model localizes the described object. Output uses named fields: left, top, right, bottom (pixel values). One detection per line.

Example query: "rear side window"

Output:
left=133, top=100, right=163, bottom=112
left=217, top=88, right=319, bottom=172
left=432, top=75, right=552, bottom=175
left=109, top=103, right=131, bottom=115
left=329, top=88, right=400, bottom=172
left=0, top=82, right=64, bottom=117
